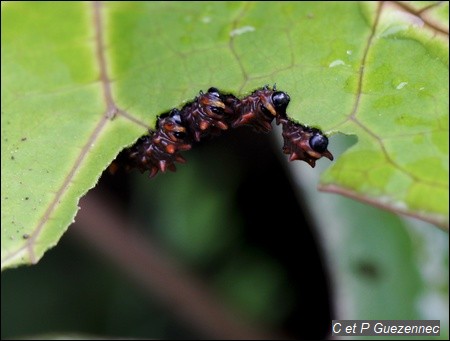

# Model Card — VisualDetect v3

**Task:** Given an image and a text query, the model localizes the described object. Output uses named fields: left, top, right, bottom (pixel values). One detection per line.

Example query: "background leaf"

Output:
left=1, top=2, right=448, bottom=271
left=284, top=134, right=449, bottom=336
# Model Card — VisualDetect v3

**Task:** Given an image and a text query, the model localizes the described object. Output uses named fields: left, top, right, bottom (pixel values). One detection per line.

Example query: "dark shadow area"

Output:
left=211, top=128, right=333, bottom=339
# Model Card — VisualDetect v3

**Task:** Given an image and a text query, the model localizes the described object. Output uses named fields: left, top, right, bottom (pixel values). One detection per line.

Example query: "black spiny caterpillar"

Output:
left=115, top=86, right=333, bottom=177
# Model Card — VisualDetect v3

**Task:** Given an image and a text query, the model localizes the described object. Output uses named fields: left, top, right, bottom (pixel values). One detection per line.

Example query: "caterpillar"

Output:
left=116, top=86, right=333, bottom=177
left=279, top=118, right=334, bottom=168
left=127, top=108, right=191, bottom=178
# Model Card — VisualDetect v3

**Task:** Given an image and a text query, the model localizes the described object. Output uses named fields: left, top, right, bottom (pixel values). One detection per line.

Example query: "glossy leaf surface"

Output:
left=1, top=2, right=448, bottom=270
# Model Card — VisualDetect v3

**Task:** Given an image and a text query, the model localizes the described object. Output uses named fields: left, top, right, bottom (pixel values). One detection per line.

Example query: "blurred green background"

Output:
left=2, top=129, right=448, bottom=339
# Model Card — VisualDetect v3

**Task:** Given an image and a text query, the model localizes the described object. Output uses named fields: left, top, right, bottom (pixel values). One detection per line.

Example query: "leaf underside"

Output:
left=1, top=1, right=448, bottom=270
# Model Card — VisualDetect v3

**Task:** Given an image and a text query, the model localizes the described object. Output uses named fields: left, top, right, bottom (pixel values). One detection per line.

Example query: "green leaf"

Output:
left=317, top=3, right=449, bottom=228
left=1, top=2, right=448, bottom=270
left=1, top=2, right=142, bottom=269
